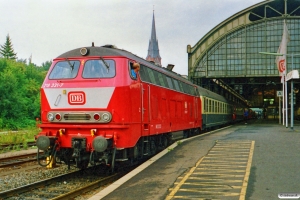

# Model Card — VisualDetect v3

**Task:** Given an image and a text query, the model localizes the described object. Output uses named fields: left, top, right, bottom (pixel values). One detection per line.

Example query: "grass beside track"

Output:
left=0, top=127, right=39, bottom=153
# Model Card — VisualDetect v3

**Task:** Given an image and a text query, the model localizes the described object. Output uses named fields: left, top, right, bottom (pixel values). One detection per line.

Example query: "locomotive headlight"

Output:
left=102, top=113, right=111, bottom=122
left=47, top=113, right=54, bottom=121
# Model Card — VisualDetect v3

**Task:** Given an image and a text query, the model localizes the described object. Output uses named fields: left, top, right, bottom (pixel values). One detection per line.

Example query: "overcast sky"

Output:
left=0, top=0, right=263, bottom=75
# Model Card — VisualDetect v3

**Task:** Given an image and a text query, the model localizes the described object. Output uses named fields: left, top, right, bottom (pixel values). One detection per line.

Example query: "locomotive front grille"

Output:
left=64, top=113, right=91, bottom=120
left=47, top=111, right=112, bottom=123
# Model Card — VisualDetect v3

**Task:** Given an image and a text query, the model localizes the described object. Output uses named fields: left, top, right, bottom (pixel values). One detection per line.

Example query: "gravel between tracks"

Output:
left=0, top=149, right=79, bottom=192
left=0, top=164, right=78, bottom=192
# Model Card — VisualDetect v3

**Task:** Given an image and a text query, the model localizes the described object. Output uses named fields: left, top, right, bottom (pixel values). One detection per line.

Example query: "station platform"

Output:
left=88, top=119, right=300, bottom=200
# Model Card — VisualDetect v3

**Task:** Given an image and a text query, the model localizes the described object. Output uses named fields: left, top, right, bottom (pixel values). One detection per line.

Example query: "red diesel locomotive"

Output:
left=36, top=44, right=202, bottom=170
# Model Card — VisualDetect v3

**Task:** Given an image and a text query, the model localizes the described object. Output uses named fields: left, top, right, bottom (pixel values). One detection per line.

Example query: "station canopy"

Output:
left=187, top=0, right=300, bottom=108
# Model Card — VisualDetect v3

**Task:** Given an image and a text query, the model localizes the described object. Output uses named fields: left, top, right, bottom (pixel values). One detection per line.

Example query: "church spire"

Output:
left=146, top=10, right=161, bottom=66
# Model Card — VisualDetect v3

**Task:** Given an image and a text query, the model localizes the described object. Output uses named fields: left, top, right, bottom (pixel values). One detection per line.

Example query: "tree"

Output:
left=0, top=34, right=17, bottom=60
left=41, top=60, right=52, bottom=71
left=0, top=58, right=45, bottom=129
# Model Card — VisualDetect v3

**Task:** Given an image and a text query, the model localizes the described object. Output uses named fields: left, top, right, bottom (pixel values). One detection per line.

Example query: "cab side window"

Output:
left=129, top=62, right=140, bottom=79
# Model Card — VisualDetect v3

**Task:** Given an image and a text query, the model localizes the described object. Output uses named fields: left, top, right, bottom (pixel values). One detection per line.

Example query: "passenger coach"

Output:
left=198, top=86, right=245, bottom=130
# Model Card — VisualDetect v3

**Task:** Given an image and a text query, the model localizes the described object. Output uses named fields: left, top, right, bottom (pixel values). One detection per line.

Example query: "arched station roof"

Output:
left=187, top=0, right=300, bottom=81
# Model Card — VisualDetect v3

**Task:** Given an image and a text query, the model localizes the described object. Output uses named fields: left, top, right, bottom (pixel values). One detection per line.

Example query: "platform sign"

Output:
left=286, top=70, right=299, bottom=81
left=277, top=91, right=283, bottom=97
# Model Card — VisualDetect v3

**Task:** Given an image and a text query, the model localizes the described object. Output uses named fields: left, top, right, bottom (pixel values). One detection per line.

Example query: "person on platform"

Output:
left=244, top=108, right=249, bottom=124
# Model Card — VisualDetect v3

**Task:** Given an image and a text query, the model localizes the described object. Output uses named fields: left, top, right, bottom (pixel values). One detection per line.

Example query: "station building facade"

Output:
left=188, top=0, right=300, bottom=112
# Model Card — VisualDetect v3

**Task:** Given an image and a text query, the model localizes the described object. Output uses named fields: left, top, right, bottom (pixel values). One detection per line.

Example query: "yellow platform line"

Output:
left=207, top=153, right=250, bottom=156
left=187, top=177, right=243, bottom=182
left=165, top=157, right=204, bottom=200
left=214, top=144, right=251, bottom=145
left=208, top=151, right=250, bottom=153
left=213, top=146, right=251, bottom=148
left=203, top=156, right=248, bottom=159
left=191, top=173, right=245, bottom=177
left=196, top=168, right=246, bottom=172
left=174, top=182, right=243, bottom=189
left=199, top=164, right=246, bottom=167
left=175, top=188, right=240, bottom=196
left=172, top=197, right=220, bottom=200
left=202, top=160, right=248, bottom=163
left=239, top=141, right=255, bottom=200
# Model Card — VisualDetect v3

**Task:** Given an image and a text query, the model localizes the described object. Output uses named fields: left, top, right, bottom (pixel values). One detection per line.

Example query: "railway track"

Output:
left=0, top=166, right=127, bottom=200
left=0, top=126, right=231, bottom=199
left=0, top=141, right=36, bottom=151
left=0, top=153, right=37, bottom=168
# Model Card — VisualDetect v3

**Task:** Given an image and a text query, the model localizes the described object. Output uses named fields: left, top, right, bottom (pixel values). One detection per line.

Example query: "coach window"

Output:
left=189, top=85, right=195, bottom=95
left=215, top=101, right=217, bottom=113
left=182, top=83, right=188, bottom=94
left=146, top=68, right=156, bottom=84
left=49, top=60, right=80, bottom=79
left=173, top=79, right=181, bottom=92
left=213, top=101, right=216, bottom=113
left=157, top=72, right=167, bottom=87
left=139, top=65, right=151, bottom=82
left=153, top=70, right=162, bottom=86
left=166, top=76, right=174, bottom=89
left=179, top=81, right=184, bottom=92
left=177, top=81, right=184, bottom=93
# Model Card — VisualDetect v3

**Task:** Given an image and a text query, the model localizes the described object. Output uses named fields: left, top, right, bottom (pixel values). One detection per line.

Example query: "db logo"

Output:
left=68, top=92, right=86, bottom=105
left=278, top=59, right=286, bottom=73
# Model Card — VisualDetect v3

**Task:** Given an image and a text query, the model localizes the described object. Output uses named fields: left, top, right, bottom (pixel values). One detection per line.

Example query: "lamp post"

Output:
left=259, top=52, right=300, bottom=130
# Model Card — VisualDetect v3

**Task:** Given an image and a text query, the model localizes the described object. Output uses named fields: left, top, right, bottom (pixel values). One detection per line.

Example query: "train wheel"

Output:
left=131, top=143, right=141, bottom=160
left=162, top=136, right=168, bottom=148
left=133, top=146, right=138, bottom=159
left=193, top=128, right=200, bottom=135
left=77, top=160, right=89, bottom=169
left=183, top=130, right=190, bottom=138
left=150, top=140, right=157, bottom=155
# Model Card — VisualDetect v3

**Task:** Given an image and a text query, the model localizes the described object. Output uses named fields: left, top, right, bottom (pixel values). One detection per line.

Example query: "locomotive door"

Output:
left=194, top=96, right=198, bottom=127
left=141, top=83, right=150, bottom=135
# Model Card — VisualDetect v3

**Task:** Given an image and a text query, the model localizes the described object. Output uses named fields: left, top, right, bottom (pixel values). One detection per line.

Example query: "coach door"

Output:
left=141, top=83, right=150, bottom=135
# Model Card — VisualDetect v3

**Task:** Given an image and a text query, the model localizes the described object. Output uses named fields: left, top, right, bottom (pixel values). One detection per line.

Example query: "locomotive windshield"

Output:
left=49, top=60, right=80, bottom=79
left=82, top=59, right=115, bottom=78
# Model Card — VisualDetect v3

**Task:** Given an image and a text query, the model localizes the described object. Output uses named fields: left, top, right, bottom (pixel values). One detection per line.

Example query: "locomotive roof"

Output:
left=56, top=44, right=192, bottom=85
